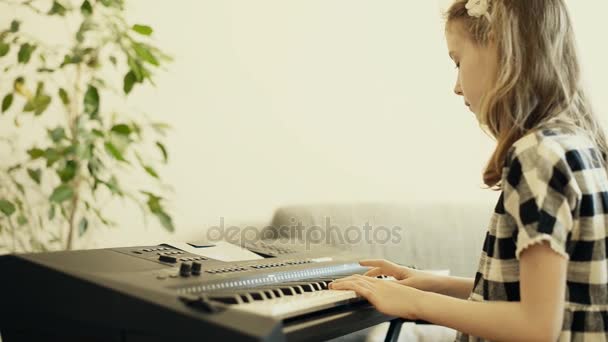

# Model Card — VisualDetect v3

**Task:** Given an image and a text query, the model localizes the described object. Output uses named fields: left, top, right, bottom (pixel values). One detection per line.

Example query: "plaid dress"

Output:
left=456, top=118, right=608, bottom=341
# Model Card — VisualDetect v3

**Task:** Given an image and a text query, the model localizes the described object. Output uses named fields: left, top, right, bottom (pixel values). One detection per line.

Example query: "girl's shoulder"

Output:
left=506, top=117, right=600, bottom=173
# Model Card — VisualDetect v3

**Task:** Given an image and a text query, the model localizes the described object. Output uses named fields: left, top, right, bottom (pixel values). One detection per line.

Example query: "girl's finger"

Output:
left=363, top=267, right=384, bottom=277
left=331, top=275, right=359, bottom=284
left=359, top=259, right=388, bottom=267
left=330, top=280, right=373, bottom=299
left=333, top=275, right=376, bottom=289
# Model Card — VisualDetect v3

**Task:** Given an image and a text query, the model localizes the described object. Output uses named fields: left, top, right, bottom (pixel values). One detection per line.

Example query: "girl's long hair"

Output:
left=446, top=0, right=608, bottom=189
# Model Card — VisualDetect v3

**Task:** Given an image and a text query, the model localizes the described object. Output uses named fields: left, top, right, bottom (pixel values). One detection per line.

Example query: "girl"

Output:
left=329, top=0, right=608, bottom=341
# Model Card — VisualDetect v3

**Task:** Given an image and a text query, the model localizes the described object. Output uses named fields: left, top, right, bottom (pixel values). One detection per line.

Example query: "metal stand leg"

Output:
left=384, top=318, right=404, bottom=342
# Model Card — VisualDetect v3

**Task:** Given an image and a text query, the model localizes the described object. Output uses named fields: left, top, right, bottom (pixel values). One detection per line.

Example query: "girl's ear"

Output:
left=487, top=29, right=496, bottom=44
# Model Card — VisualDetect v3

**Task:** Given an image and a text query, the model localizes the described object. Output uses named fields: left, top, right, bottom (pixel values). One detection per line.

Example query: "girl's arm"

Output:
left=415, top=241, right=567, bottom=342
left=331, top=241, right=567, bottom=342
left=425, top=275, right=474, bottom=299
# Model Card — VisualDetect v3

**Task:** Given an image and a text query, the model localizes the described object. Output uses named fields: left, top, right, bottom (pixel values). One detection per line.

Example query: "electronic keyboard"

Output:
left=0, top=240, right=409, bottom=341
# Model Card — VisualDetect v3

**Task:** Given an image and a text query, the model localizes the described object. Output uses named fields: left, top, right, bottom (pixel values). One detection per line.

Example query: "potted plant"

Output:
left=0, top=0, right=174, bottom=253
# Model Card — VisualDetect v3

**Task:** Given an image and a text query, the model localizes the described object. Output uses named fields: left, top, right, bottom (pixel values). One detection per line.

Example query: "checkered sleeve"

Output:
left=502, top=135, right=579, bottom=260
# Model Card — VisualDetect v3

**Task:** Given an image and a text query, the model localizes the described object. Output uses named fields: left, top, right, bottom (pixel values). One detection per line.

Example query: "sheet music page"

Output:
left=164, top=241, right=264, bottom=262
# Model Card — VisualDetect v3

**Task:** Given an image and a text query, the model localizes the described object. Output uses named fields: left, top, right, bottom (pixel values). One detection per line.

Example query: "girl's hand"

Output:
left=361, top=259, right=440, bottom=293
left=329, top=274, right=422, bottom=320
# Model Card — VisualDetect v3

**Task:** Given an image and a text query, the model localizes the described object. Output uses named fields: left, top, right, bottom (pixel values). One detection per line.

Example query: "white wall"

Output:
left=1, top=1, right=607, bottom=249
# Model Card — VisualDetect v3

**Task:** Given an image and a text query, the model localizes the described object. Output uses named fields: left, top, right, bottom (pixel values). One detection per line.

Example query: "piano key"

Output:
left=231, top=289, right=363, bottom=319
left=278, top=282, right=319, bottom=292
left=206, top=293, right=244, bottom=305
left=221, top=276, right=395, bottom=318
left=248, top=290, right=270, bottom=300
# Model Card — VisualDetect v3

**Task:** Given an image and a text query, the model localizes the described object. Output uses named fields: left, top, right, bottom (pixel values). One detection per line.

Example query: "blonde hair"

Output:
left=445, top=0, right=608, bottom=189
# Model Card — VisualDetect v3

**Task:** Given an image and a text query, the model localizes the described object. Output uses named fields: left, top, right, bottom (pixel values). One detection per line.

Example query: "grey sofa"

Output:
left=266, top=200, right=495, bottom=341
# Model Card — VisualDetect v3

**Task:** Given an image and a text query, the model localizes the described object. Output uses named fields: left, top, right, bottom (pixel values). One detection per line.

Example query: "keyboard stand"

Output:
left=384, top=318, right=433, bottom=342
left=384, top=319, right=403, bottom=342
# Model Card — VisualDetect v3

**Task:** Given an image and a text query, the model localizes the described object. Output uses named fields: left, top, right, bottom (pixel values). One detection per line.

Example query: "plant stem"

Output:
left=66, top=63, right=84, bottom=251
left=66, top=187, right=80, bottom=250
left=7, top=217, right=16, bottom=252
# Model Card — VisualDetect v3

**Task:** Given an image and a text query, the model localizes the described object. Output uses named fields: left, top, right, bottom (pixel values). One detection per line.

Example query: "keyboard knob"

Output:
left=159, top=254, right=177, bottom=263
left=192, top=261, right=202, bottom=275
left=180, top=262, right=192, bottom=277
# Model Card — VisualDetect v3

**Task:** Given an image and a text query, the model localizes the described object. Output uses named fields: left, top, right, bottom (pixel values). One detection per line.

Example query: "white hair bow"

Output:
left=465, top=0, right=491, bottom=20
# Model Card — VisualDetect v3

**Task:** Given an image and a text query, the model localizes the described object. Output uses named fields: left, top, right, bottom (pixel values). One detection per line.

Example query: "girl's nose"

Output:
left=454, top=82, right=463, bottom=96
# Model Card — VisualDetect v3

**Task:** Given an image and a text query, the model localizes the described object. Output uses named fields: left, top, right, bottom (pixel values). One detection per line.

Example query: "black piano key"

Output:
left=279, top=282, right=318, bottom=292
left=255, top=285, right=296, bottom=296
left=265, top=289, right=280, bottom=298
left=308, top=282, right=324, bottom=290
left=206, top=293, right=244, bottom=305
left=248, top=290, right=270, bottom=301
left=238, top=293, right=254, bottom=303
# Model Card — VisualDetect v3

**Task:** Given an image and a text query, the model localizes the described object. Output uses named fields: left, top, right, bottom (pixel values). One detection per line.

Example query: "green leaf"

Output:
left=44, top=148, right=61, bottom=166
left=2, top=93, right=13, bottom=113
left=133, top=43, right=159, bottom=66
left=48, top=1, right=67, bottom=15
left=156, top=142, right=168, bottom=163
left=99, top=0, right=122, bottom=8
left=63, top=144, right=77, bottom=156
left=27, top=168, right=41, bottom=184
left=0, top=199, right=16, bottom=216
left=60, top=54, right=82, bottom=67
left=23, top=93, right=51, bottom=116
left=151, top=122, right=170, bottom=136
left=10, top=20, right=20, bottom=33
left=58, top=160, right=77, bottom=182
left=23, top=99, right=35, bottom=112
left=13, top=181, right=25, bottom=195
left=131, top=122, right=142, bottom=136
left=110, top=124, right=131, bottom=136
left=49, top=127, right=66, bottom=143
left=13, top=76, right=25, bottom=92
left=17, top=43, right=35, bottom=64
left=17, top=215, right=27, bottom=226
left=27, top=148, right=44, bottom=159
left=58, top=88, right=69, bottom=105
left=144, top=192, right=161, bottom=212
left=14, top=198, right=23, bottom=210
left=80, top=0, right=93, bottom=16
left=91, top=129, right=104, bottom=138
left=7, top=164, right=20, bottom=173
left=127, top=57, right=145, bottom=82
left=74, top=143, right=89, bottom=159
left=88, top=158, right=101, bottom=177
left=123, top=70, right=136, bottom=94
left=48, top=205, right=56, bottom=220
left=145, top=192, right=174, bottom=232
left=83, top=85, right=99, bottom=117
left=102, top=176, right=122, bottom=196
left=144, top=165, right=159, bottom=179
left=34, top=95, right=51, bottom=115
left=132, top=24, right=153, bottom=36
left=78, top=217, right=88, bottom=236
left=49, top=184, right=74, bottom=203
left=104, top=142, right=125, bottom=161
left=156, top=211, right=174, bottom=232
left=35, top=81, right=44, bottom=96
left=0, top=42, right=9, bottom=57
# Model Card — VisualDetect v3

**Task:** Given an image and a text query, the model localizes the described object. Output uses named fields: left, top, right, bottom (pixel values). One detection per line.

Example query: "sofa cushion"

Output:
left=269, top=201, right=494, bottom=277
